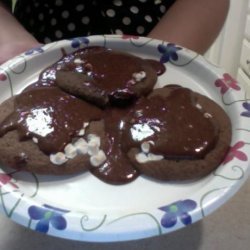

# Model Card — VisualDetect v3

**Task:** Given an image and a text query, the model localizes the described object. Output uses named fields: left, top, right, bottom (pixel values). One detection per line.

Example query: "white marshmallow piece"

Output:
left=74, top=58, right=85, bottom=64
left=196, top=103, right=202, bottom=110
left=204, top=112, right=212, bottom=119
left=135, top=152, right=164, bottom=163
left=78, top=128, right=85, bottom=136
left=50, top=152, right=68, bottom=165
left=132, top=71, right=146, bottom=82
left=148, top=153, right=164, bottom=161
left=32, top=137, right=38, bottom=144
left=49, top=133, right=103, bottom=166
left=141, top=141, right=151, bottom=153
left=135, top=152, right=149, bottom=163
left=87, top=134, right=101, bottom=156
left=87, top=133, right=99, bottom=142
left=64, top=143, right=78, bottom=159
left=83, top=122, right=89, bottom=128
left=74, top=138, right=88, bottom=155
left=90, top=150, right=107, bottom=167
left=78, top=122, right=89, bottom=136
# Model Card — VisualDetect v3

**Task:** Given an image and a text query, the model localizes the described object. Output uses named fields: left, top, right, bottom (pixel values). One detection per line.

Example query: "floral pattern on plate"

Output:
left=28, top=204, right=69, bottom=233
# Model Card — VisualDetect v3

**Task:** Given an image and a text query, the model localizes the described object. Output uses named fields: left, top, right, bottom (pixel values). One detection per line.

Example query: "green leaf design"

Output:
left=108, top=212, right=162, bottom=235
left=213, top=165, right=244, bottom=181
left=80, top=214, right=107, bottom=232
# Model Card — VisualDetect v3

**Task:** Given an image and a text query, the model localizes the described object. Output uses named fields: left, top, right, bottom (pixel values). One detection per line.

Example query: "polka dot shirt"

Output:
left=14, top=0, right=176, bottom=43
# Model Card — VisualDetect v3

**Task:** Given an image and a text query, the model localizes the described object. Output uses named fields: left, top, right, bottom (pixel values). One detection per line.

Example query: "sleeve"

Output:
left=0, top=0, right=12, bottom=10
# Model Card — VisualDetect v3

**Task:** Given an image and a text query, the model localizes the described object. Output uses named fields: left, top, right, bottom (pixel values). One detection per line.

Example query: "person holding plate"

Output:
left=0, top=0, right=229, bottom=65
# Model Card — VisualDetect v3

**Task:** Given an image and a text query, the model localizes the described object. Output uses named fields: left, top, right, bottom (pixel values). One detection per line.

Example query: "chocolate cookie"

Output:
left=122, top=86, right=232, bottom=181
left=55, top=46, right=159, bottom=107
left=0, top=87, right=104, bottom=175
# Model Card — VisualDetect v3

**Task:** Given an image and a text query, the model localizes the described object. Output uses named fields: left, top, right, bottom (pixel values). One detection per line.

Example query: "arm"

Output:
left=0, top=2, right=40, bottom=65
left=148, top=0, right=230, bottom=54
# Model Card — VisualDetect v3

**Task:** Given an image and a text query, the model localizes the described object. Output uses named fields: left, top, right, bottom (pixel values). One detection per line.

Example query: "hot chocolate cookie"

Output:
left=0, top=87, right=104, bottom=175
left=122, top=86, right=231, bottom=181
left=55, top=47, right=159, bottom=107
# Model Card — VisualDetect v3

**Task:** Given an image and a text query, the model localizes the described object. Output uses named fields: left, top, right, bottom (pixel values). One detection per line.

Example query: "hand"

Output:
left=0, top=3, right=43, bottom=65
left=148, top=0, right=229, bottom=54
left=0, top=41, right=42, bottom=65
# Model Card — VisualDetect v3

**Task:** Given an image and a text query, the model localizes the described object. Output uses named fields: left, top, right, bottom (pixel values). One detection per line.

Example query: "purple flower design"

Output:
left=25, top=46, right=44, bottom=55
left=28, top=204, right=69, bottom=233
left=158, top=43, right=182, bottom=63
left=69, top=36, right=89, bottom=48
left=159, top=199, right=197, bottom=228
left=241, top=102, right=250, bottom=117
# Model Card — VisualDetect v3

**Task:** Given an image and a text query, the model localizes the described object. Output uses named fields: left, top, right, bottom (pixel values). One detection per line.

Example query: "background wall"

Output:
left=206, top=0, right=249, bottom=77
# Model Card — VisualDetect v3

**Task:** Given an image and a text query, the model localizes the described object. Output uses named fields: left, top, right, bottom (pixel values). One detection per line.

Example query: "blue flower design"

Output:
left=158, top=43, right=182, bottom=63
left=241, top=102, right=250, bottom=117
left=25, top=46, right=44, bottom=55
left=28, top=204, right=69, bottom=233
left=68, top=36, right=90, bottom=48
left=159, top=199, right=197, bottom=228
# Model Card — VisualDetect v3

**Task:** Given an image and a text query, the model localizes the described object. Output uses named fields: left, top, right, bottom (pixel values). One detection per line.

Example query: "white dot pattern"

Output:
left=51, top=18, right=57, bottom=26
left=82, top=16, right=90, bottom=25
left=113, top=0, right=123, bottom=7
left=106, top=9, right=116, bottom=17
left=68, top=23, right=76, bottom=31
left=122, top=17, right=131, bottom=25
left=38, top=13, right=44, bottom=21
left=130, top=6, right=139, bottom=14
left=44, top=37, right=52, bottom=43
left=145, top=15, right=152, bottom=22
left=61, top=10, right=69, bottom=18
left=160, top=5, right=167, bottom=13
left=115, top=29, right=123, bottom=35
left=137, top=26, right=145, bottom=34
left=76, top=4, right=84, bottom=11
left=55, top=30, right=63, bottom=38
left=55, top=0, right=63, bottom=6
left=14, top=0, right=175, bottom=43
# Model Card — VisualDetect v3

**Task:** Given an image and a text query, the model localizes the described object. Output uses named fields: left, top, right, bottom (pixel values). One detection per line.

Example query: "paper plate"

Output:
left=0, top=35, right=249, bottom=242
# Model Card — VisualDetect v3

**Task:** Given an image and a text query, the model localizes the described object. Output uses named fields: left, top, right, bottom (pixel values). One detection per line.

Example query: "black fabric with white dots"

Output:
left=14, top=0, right=175, bottom=43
